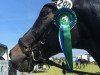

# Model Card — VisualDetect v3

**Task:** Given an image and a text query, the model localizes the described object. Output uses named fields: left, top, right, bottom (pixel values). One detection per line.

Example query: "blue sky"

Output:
left=0, top=0, right=88, bottom=57
left=0, top=0, right=50, bottom=50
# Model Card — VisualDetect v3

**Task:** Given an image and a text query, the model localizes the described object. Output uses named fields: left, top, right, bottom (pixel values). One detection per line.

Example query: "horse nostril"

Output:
left=9, top=60, right=17, bottom=70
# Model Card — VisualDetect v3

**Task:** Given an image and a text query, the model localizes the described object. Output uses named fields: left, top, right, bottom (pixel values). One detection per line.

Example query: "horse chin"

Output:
left=17, top=62, right=33, bottom=72
left=11, top=58, right=33, bottom=72
left=9, top=44, right=34, bottom=72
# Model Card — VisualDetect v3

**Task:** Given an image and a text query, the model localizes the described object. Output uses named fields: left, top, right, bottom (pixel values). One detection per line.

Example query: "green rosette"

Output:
left=53, top=8, right=77, bottom=72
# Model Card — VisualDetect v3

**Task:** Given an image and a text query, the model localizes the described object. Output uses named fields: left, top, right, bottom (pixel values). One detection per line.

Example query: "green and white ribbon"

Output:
left=54, top=7, right=77, bottom=72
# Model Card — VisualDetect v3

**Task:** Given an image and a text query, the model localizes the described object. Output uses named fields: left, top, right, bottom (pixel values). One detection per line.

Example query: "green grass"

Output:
left=73, top=63, right=100, bottom=74
left=33, top=63, right=100, bottom=75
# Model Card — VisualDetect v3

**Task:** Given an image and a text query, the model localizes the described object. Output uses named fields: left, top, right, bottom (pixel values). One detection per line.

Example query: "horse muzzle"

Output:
left=9, top=44, right=34, bottom=72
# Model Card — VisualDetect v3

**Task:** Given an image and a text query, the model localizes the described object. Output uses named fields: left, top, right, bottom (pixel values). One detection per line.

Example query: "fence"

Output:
left=0, top=60, right=8, bottom=75
left=0, top=60, right=23, bottom=75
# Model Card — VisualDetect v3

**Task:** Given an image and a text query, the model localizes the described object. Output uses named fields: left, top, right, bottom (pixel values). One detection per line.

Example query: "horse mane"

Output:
left=73, top=0, right=100, bottom=46
left=74, top=0, right=100, bottom=21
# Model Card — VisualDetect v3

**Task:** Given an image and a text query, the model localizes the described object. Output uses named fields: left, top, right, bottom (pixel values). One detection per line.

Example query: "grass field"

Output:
left=34, top=63, right=100, bottom=75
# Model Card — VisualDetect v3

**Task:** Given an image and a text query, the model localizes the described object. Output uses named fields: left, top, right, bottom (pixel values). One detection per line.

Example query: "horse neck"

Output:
left=42, top=25, right=62, bottom=58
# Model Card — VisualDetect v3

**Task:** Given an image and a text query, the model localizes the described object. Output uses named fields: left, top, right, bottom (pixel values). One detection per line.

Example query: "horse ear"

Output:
left=43, top=3, right=57, bottom=10
left=39, top=3, right=57, bottom=17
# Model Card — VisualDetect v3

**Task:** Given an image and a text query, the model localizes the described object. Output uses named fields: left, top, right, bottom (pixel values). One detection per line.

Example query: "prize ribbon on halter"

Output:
left=54, top=0, right=77, bottom=72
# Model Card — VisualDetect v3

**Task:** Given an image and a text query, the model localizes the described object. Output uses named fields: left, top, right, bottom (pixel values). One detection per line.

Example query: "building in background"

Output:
left=75, top=54, right=95, bottom=63
left=0, top=43, right=8, bottom=60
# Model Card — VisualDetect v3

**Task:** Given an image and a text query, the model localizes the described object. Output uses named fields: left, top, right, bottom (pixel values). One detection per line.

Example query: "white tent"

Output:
left=0, top=43, right=8, bottom=60
left=90, top=57, right=95, bottom=62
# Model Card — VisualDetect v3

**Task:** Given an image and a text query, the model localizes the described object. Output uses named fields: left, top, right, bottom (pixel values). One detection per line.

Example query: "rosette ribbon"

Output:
left=54, top=8, right=77, bottom=72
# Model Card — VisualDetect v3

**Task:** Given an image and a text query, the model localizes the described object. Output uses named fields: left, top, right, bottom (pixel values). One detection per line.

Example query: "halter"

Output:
left=19, top=38, right=44, bottom=63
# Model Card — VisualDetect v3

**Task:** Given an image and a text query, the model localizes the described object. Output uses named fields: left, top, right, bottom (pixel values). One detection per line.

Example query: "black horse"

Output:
left=78, top=59, right=89, bottom=69
left=10, top=0, right=100, bottom=72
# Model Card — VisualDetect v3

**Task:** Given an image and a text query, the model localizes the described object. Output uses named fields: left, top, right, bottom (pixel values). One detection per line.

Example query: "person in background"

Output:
left=62, top=62, right=66, bottom=75
left=75, top=58, right=79, bottom=68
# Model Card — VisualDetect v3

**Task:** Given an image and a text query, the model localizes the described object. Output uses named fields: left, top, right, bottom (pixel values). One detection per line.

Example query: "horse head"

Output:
left=10, top=0, right=100, bottom=72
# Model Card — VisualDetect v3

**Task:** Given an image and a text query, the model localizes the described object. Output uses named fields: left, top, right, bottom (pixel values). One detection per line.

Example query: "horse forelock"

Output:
left=73, top=0, right=100, bottom=43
